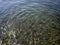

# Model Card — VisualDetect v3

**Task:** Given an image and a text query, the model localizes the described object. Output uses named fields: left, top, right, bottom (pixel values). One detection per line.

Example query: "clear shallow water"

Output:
left=0, top=0, right=60, bottom=18
left=0, top=0, right=60, bottom=45
left=0, top=0, right=60, bottom=25
left=0, top=0, right=60, bottom=22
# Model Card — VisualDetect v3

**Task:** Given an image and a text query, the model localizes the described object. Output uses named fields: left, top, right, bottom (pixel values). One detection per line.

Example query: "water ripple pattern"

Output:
left=0, top=0, right=60, bottom=45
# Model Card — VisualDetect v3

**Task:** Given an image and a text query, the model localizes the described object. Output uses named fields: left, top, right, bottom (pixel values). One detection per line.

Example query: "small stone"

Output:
left=1, top=27, right=3, bottom=29
left=4, top=28, right=6, bottom=31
